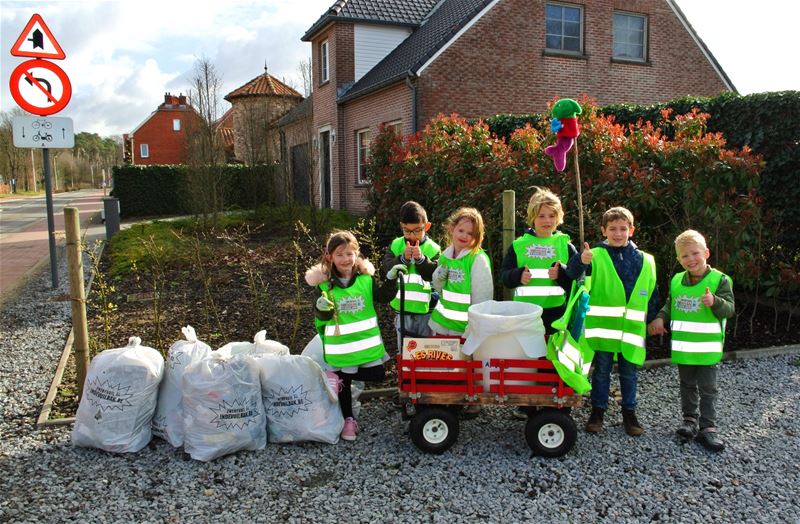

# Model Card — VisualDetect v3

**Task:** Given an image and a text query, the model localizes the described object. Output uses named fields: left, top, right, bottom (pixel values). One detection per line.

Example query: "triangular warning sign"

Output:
left=10, top=14, right=66, bottom=60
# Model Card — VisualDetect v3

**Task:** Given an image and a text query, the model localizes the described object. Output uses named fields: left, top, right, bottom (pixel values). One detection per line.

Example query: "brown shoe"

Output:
left=622, top=409, right=644, bottom=436
left=585, top=407, right=605, bottom=433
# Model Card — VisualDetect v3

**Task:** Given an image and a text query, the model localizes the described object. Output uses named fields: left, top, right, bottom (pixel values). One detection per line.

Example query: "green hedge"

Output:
left=485, top=91, right=800, bottom=260
left=111, top=164, right=279, bottom=218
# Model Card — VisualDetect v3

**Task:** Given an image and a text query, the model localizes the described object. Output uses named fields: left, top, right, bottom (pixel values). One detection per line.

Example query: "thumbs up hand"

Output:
left=403, top=241, right=414, bottom=261
left=547, top=261, right=560, bottom=280
left=580, top=242, right=593, bottom=265
left=520, top=266, right=532, bottom=285
left=701, top=287, right=715, bottom=307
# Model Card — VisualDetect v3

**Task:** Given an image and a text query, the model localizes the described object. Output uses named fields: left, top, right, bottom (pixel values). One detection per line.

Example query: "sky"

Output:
left=1, top=0, right=798, bottom=137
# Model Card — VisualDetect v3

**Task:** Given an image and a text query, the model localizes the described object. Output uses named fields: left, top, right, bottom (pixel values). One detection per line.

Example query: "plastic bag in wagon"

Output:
left=257, top=353, right=344, bottom=444
left=300, top=334, right=364, bottom=417
left=152, top=326, right=212, bottom=447
left=182, top=353, right=266, bottom=461
left=72, top=336, right=164, bottom=453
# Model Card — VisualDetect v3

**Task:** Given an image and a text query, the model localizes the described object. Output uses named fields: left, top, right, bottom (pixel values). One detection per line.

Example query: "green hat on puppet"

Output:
left=544, top=98, right=582, bottom=172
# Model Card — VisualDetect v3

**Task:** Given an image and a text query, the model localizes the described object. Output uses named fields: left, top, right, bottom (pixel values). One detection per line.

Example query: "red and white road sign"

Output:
left=10, top=14, right=66, bottom=59
left=9, top=59, right=72, bottom=116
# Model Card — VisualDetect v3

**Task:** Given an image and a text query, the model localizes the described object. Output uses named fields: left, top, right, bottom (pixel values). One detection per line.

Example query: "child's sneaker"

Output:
left=325, top=371, right=343, bottom=398
left=676, top=417, right=698, bottom=439
left=341, top=417, right=358, bottom=441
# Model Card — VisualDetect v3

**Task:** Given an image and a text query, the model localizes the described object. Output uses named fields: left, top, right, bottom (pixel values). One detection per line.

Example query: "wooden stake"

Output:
left=572, top=140, right=585, bottom=249
left=502, top=190, right=515, bottom=301
left=65, top=207, right=90, bottom=399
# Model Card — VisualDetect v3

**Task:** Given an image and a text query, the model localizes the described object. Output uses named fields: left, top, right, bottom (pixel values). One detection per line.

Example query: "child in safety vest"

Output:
left=380, top=201, right=441, bottom=348
left=305, top=230, right=404, bottom=441
left=428, top=207, right=493, bottom=336
left=501, top=187, right=581, bottom=333
left=568, top=206, right=659, bottom=437
left=647, top=230, right=734, bottom=451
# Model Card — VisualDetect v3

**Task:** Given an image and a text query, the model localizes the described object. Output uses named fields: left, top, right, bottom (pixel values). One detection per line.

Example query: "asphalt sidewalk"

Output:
left=0, top=189, right=107, bottom=306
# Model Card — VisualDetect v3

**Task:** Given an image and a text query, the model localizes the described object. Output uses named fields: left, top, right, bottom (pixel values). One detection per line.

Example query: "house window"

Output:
left=545, top=3, right=582, bottom=53
left=320, top=40, right=329, bottom=83
left=140, top=143, right=149, bottom=158
left=357, top=129, right=370, bottom=184
left=385, top=120, right=402, bottom=136
left=173, top=118, right=181, bottom=131
left=613, top=12, right=647, bottom=61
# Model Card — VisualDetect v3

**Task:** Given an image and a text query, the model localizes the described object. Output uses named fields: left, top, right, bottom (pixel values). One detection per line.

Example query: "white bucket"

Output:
left=462, top=301, right=546, bottom=392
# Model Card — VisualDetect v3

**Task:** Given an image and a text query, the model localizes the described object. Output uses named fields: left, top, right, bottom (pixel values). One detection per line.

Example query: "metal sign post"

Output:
left=42, top=148, right=59, bottom=288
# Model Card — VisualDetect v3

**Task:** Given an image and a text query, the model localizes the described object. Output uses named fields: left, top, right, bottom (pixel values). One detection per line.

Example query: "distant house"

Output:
left=123, top=93, right=202, bottom=165
left=223, top=70, right=304, bottom=165
left=302, top=0, right=736, bottom=213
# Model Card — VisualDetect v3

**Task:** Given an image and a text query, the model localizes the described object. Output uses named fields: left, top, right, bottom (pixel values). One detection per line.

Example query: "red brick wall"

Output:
left=340, top=83, right=413, bottom=214
left=416, top=0, right=730, bottom=124
left=131, top=109, right=199, bottom=165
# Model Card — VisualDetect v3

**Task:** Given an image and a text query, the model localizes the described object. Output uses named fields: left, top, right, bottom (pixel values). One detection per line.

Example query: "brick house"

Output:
left=123, top=93, right=203, bottom=165
left=302, top=0, right=735, bottom=213
left=223, top=70, right=304, bottom=165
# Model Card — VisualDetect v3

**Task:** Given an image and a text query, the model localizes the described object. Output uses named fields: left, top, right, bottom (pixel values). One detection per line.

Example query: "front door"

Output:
left=291, top=143, right=310, bottom=205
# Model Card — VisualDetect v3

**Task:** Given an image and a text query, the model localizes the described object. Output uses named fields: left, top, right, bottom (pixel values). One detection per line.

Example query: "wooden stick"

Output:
left=572, top=139, right=584, bottom=249
left=65, top=207, right=90, bottom=399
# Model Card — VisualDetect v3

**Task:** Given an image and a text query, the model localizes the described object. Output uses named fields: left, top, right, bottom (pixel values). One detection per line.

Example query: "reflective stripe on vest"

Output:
left=669, top=269, right=728, bottom=365
left=319, top=274, right=385, bottom=368
left=511, top=232, right=569, bottom=308
left=546, top=283, right=594, bottom=394
left=389, top=236, right=441, bottom=314
left=584, top=248, right=656, bottom=365
left=429, top=249, right=488, bottom=333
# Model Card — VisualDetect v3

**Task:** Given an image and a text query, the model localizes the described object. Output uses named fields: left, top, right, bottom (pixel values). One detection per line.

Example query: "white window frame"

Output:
left=140, top=143, right=149, bottom=158
left=385, top=120, right=402, bottom=136
left=320, top=40, right=329, bottom=83
left=613, top=11, right=647, bottom=62
left=356, top=129, right=370, bottom=185
left=173, top=118, right=181, bottom=131
left=545, top=2, right=583, bottom=54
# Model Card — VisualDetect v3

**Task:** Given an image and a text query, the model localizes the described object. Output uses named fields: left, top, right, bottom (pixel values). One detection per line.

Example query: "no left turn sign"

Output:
left=9, top=58, right=72, bottom=116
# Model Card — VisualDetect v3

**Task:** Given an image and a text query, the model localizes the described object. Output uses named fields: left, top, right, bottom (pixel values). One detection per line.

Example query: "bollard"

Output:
left=65, top=207, right=90, bottom=399
left=103, top=197, right=120, bottom=239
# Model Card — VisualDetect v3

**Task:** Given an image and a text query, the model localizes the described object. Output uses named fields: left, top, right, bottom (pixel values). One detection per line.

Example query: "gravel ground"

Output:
left=2, top=254, right=800, bottom=523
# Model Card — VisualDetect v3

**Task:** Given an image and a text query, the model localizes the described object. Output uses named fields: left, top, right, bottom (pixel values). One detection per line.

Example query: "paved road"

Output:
left=0, top=189, right=106, bottom=302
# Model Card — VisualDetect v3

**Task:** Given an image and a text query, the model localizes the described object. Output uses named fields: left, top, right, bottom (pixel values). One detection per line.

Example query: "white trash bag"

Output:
left=300, top=334, right=364, bottom=417
left=257, top=353, right=344, bottom=444
left=182, top=353, right=266, bottom=461
left=72, top=336, right=164, bottom=453
left=217, top=330, right=290, bottom=358
left=152, top=326, right=212, bottom=448
left=462, top=301, right=547, bottom=392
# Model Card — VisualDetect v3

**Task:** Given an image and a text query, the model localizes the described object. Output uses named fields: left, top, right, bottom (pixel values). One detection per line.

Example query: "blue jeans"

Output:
left=590, top=351, right=638, bottom=411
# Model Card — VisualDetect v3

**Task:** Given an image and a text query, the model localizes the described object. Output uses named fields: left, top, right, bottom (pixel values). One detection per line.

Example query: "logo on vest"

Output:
left=448, top=267, right=465, bottom=284
left=675, top=295, right=701, bottom=313
left=210, top=397, right=262, bottom=431
left=526, top=244, right=556, bottom=260
left=87, top=378, right=134, bottom=412
left=264, top=385, right=314, bottom=418
left=337, top=295, right=365, bottom=314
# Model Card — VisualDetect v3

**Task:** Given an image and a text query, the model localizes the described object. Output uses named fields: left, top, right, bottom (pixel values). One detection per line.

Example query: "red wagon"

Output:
left=396, top=354, right=582, bottom=456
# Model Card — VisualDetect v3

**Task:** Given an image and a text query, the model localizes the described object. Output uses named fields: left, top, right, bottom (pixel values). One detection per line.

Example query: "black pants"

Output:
left=336, top=365, right=385, bottom=418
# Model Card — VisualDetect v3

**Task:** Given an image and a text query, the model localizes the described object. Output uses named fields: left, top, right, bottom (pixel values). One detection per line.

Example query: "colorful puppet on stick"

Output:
left=544, top=98, right=582, bottom=172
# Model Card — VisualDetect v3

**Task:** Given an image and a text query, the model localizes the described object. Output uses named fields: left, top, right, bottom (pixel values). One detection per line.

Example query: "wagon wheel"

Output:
left=525, top=409, right=577, bottom=457
left=409, top=406, right=459, bottom=454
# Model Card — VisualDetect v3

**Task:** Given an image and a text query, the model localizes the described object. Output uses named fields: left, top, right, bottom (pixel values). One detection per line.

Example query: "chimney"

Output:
left=178, top=93, right=187, bottom=106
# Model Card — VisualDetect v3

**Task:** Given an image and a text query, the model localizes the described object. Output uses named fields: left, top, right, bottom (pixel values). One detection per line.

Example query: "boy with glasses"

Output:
left=381, top=201, right=441, bottom=348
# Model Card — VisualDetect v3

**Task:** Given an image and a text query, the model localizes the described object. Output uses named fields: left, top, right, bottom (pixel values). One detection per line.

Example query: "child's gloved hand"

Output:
left=432, top=265, right=449, bottom=293
left=316, top=295, right=334, bottom=312
left=387, top=264, right=407, bottom=280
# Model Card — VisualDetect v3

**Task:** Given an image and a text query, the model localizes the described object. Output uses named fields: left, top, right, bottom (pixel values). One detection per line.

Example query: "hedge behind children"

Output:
left=648, top=230, right=734, bottom=451
left=305, top=231, right=403, bottom=441
left=380, top=201, right=441, bottom=347
left=501, top=187, right=581, bottom=333
left=570, top=206, right=659, bottom=436
left=428, top=207, right=493, bottom=336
